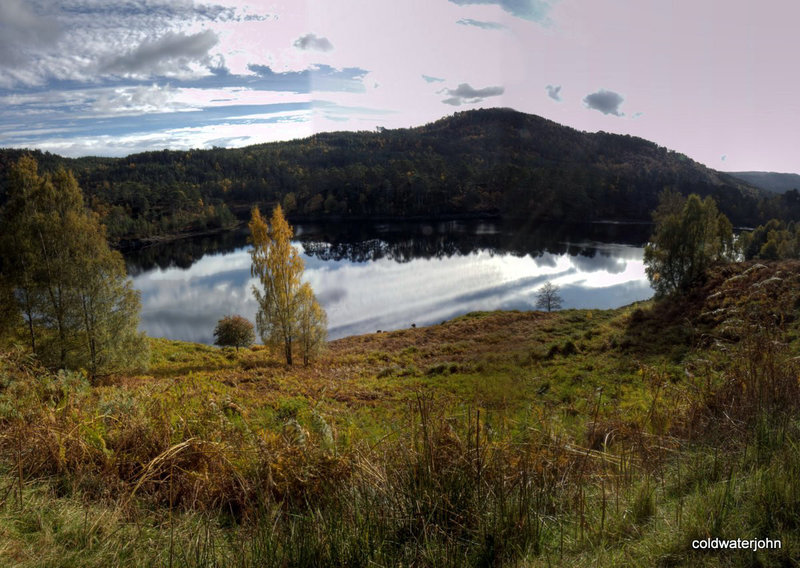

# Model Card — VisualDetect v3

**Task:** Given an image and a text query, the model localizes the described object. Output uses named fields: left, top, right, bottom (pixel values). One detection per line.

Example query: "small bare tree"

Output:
left=535, top=281, right=563, bottom=312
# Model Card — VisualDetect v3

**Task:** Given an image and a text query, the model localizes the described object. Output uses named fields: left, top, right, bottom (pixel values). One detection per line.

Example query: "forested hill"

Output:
left=0, top=108, right=795, bottom=242
left=727, top=171, right=800, bottom=194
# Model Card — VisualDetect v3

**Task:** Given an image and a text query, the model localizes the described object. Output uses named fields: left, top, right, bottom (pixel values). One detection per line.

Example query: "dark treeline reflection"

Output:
left=124, top=219, right=652, bottom=274
left=124, top=228, right=250, bottom=276
left=299, top=219, right=651, bottom=263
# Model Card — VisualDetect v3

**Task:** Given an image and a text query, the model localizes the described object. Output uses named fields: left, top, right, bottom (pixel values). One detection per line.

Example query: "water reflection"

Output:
left=126, top=220, right=654, bottom=343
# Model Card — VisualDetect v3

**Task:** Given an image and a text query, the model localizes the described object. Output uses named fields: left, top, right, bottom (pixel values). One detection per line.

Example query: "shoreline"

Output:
left=115, top=221, right=244, bottom=251
left=114, top=213, right=654, bottom=250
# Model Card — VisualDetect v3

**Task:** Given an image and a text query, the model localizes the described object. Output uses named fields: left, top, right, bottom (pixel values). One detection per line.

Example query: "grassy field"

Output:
left=1, top=261, right=800, bottom=567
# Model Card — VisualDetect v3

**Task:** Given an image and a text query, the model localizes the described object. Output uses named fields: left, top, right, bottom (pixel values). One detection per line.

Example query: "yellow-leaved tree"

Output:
left=249, top=205, right=327, bottom=365
left=297, top=283, right=327, bottom=366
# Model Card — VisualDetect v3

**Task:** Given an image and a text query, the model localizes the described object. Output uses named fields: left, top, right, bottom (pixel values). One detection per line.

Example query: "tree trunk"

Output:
left=24, top=311, right=36, bottom=355
left=59, top=326, right=67, bottom=369
left=20, top=285, right=37, bottom=355
left=81, top=294, right=97, bottom=380
left=285, top=338, right=293, bottom=366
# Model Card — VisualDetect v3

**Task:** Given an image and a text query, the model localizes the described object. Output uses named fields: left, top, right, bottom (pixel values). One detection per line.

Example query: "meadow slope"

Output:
left=1, top=261, right=799, bottom=567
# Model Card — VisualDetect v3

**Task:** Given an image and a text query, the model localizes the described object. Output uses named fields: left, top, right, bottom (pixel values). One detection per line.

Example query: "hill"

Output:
left=727, top=171, right=800, bottom=194
left=0, top=108, right=790, bottom=243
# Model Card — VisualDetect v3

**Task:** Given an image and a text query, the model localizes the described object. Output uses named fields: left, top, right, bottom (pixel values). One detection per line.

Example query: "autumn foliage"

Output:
left=249, top=205, right=327, bottom=365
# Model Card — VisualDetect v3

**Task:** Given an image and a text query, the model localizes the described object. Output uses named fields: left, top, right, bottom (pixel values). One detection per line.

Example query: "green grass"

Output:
left=1, top=261, right=800, bottom=566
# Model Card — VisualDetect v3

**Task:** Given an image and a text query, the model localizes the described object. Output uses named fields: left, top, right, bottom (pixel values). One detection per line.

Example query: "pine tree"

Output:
left=249, top=205, right=326, bottom=365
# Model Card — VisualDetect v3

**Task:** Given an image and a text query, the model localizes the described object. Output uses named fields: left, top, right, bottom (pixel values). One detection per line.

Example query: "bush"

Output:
left=213, top=315, right=255, bottom=351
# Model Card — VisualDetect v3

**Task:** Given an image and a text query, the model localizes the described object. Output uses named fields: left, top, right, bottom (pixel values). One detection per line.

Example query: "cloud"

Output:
left=0, top=82, right=191, bottom=123
left=583, top=89, right=625, bottom=116
left=545, top=84, right=561, bottom=101
left=422, top=74, right=445, bottom=83
left=55, top=1, right=232, bottom=22
left=247, top=64, right=368, bottom=93
left=247, top=65, right=309, bottom=81
left=312, top=99, right=395, bottom=124
left=204, top=135, right=252, bottom=147
left=293, top=33, right=334, bottom=52
left=456, top=18, right=507, bottom=30
left=90, top=84, right=184, bottom=116
left=0, top=0, right=243, bottom=86
left=101, top=30, right=219, bottom=75
left=441, top=83, right=504, bottom=106
left=0, top=102, right=313, bottom=157
left=0, top=0, right=62, bottom=67
left=448, top=0, right=553, bottom=22
left=311, top=64, right=368, bottom=93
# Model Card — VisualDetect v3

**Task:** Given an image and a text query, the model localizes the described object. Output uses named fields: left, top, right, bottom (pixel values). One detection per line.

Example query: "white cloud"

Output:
left=583, top=89, right=625, bottom=116
left=448, top=0, right=554, bottom=23
left=442, top=83, right=504, bottom=106
left=101, top=30, right=219, bottom=76
left=293, top=33, right=334, bottom=52
left=456, top=18, right=506, bottom=30
left=18, top=113, right=314, bottom=157
left=546, top=84, right=561, bottom=101
left=0, top=0, right=62, bottom=66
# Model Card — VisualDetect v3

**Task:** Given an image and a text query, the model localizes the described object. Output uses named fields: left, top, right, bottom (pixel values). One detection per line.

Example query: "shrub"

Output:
left=213, top=315, right=255, bottom=351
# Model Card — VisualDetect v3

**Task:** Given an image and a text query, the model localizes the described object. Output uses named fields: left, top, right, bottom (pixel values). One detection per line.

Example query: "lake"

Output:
left=125, top=219, right=655, bottom=344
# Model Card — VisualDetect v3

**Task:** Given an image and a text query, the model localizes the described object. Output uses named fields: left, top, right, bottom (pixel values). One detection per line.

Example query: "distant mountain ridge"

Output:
left=727, top=171, right=800, bottom=194
left=1, top=108, right=796, bottom=242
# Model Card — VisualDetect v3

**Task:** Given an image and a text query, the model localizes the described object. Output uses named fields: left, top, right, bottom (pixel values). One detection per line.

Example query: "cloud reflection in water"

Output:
left=130, top=236, right=653, bottom=344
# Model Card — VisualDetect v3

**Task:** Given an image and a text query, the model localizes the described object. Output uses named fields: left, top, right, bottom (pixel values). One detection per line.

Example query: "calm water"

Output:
left=125, top=220, right=655, bottom=343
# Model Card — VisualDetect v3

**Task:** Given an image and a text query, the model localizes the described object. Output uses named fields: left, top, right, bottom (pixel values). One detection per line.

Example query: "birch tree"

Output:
left=296, top=283, right=327, bottom=366
left=0, top=156, right=148, bottom=376
left=644, top=192, right=734, bottom=296
left=250, top=205, right=323, bottom=365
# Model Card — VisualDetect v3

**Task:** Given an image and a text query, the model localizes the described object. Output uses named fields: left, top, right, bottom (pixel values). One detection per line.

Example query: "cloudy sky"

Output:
left=0, top=0, right=797, bottom=173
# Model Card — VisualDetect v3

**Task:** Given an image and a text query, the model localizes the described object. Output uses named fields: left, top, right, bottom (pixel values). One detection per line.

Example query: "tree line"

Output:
left=1, top=151, right=794, bottom=379
left=738, top=219, right=800, bottom=261
left=2, top=109, right=790, bottom=245
left=643, top=190, right=800, bottom=298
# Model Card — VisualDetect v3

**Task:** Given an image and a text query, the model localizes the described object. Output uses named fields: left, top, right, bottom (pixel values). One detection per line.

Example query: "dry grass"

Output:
left=2, top=261, right=800, bottom=566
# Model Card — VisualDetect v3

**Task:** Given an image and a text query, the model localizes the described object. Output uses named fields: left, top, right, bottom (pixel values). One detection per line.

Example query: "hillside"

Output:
left=728, top=171, right=800, bottom=194
left=0, top=108, right=786, bottom=244
left=1, top=260, right=800, bottom=566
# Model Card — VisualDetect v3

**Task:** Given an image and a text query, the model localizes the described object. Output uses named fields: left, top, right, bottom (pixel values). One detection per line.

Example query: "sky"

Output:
left=0, top=0, right=797, bottom=173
